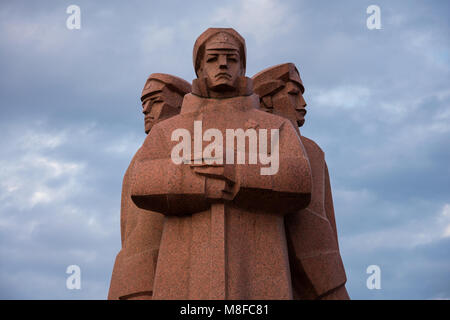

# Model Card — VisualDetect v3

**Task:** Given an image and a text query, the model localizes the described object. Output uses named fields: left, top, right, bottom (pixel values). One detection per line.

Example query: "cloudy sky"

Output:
left=0, top=0, right=448, bottom=299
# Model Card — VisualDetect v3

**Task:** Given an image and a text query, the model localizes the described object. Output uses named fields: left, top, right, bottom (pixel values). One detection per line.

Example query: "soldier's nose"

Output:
left=142, top=102, right=151, bottom=114
left=218, top=55, right=227, bottom=67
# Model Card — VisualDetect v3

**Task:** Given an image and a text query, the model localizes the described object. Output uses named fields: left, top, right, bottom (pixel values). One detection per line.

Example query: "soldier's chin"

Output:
left=145, top=122, right=153, bottom=134
left=297, top=118, right=305, bottom=127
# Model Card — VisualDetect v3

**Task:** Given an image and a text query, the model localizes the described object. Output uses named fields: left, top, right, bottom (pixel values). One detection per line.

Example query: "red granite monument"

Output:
left=108, top=28, right=349, bottom=300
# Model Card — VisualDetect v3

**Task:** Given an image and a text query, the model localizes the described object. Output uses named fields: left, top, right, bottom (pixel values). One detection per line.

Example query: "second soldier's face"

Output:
left=142, top=88, right=180, bottom=134
left=142, top=95, right=161, bottom=134
left=273, top=81, right=307, bottom=128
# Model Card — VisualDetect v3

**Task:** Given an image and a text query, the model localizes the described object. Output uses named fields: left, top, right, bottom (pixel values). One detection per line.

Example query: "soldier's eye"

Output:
left=206, top=55, right=217, bottom=62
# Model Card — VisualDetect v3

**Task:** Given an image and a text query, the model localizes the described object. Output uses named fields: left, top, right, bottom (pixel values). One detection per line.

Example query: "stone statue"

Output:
left=129, top=28, right=312, bottom=299
left=108, top=73, right=191, bottom=300
left=253, top=63, right=349, bottom=299
left=108, top=28, right=349, bottom=300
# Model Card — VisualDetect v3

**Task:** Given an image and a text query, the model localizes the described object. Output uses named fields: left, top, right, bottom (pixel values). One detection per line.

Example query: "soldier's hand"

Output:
left=190, top=161, right=239, bottom=201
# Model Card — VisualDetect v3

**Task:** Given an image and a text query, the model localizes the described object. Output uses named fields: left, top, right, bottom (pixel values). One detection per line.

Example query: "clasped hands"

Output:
left=189, top=156, right=239, bottom=201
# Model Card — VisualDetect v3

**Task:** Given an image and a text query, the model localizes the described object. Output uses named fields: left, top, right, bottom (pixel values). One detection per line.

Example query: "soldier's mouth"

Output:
left=215, top=73, right=231, bottom=79
left=297, top=109, right=307, bottom=117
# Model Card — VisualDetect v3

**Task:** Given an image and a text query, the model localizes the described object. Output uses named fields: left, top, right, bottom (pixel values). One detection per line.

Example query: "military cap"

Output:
left=193, top=28, right=246, bottom=77
left=141, top=73, right=192, bottom=101
left=252, top=63, right=304, bottom=98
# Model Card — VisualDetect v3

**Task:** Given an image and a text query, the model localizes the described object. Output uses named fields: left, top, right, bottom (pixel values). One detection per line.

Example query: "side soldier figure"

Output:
left=108, top=73, right=191, bottom=300
left=253, top=63, right=349, bottom=299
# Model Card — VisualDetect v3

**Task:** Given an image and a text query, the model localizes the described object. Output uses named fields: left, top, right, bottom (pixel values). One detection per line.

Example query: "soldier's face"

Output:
left=142, top=87, right=180, bottom=133
left=199, top=47, right=242, bottom=92
left=273, top=81, right=307, bottom=127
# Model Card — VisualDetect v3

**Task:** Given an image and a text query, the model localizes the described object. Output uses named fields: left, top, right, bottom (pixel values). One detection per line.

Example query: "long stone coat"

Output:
left=286, top=136, right=349, bottom=299
left=108, top=148, right=164, bottom=300
left=108, top=104, right=349, bottom=300
left=130, top=93, right=313, bottom=299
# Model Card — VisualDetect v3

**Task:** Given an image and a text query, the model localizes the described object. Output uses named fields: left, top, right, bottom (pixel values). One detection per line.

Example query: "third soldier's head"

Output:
left=252, top=63, right=307, bottom=128
left=141, top=73, right=191, bottom=134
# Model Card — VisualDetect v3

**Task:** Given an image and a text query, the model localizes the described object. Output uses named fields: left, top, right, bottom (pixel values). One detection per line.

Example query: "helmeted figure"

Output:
left=253, top=63, right=349, bottom=299
left=108, top=73, right=191, bottom=300
left=129, top=28, right=313, bottom=299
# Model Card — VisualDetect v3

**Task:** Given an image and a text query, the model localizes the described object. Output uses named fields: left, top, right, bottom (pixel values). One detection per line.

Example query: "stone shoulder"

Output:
left=300, top=136, right=325, bottom=159
left=247, top=108, right=293, bottom=130
left=124, top=147, right=142, bottom=177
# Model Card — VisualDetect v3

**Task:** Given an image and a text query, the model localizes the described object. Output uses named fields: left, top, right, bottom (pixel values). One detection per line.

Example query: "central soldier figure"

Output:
left=130, top=28, right=312, bottom=299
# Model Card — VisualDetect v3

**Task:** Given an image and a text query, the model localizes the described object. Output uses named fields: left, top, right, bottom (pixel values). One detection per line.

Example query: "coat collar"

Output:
left=191, top=76, right=253, bottom=98
left=181, top=77, right=259, bottom=115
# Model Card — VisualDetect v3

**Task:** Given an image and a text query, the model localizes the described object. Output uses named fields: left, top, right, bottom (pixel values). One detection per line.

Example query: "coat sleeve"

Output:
left=130, top=124, right=209, bottom=216
left=235, top=120, right=312, bottom=214
left=324, top=161, right=339, bottom=243
left=109, top=148, right=165, bottom=300
left=120, top=165, right=129, bottom=247
left=284, top=137, right=349, bottom=299
left=317, top=161, right=349, bottom=299
left=120, top=150, right=140, bottom=246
